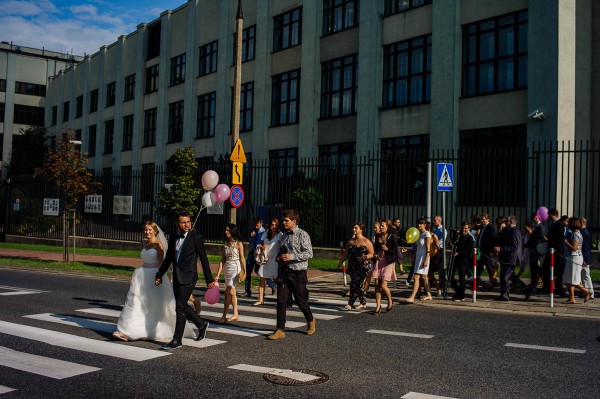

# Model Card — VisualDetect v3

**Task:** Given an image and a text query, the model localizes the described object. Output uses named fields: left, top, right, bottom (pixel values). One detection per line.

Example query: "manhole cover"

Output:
left=263, top=369, right=329, bottom=386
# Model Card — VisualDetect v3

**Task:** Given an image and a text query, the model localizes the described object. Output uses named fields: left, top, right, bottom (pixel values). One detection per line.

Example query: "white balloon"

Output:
left=202, top=191, right=216, bottom=208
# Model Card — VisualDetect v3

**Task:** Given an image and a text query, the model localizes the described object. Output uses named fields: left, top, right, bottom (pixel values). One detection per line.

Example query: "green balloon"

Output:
left=406, top=227, right=420, bottom=244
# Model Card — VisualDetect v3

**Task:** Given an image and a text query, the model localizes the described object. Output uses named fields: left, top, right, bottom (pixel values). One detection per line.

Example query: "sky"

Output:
left=0, top=0, right=185, bottom=56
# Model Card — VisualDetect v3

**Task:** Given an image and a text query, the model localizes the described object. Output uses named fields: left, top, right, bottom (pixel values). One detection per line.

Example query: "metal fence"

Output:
left=3, top=140, right=599, bottom=247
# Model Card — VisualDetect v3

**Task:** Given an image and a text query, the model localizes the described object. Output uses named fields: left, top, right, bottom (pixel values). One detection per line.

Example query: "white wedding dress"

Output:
left=115, top=247, right=194, bottom=342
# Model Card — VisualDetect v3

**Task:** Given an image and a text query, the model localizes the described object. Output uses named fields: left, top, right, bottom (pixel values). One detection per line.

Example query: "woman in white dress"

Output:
left=113, top=221, right=193, bottom=342
left=254, top=218, right=283, bottom=306
left=404, top=218, right=433, bottom=303
left=216, top=224, right=246, bottom=323
left=563, top=217, right=591, bottom=304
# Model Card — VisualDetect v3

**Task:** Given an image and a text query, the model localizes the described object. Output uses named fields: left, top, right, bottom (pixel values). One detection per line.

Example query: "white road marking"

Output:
left=0, top=346, right=100, bottom=379
left=198, top=311, right=306, bottom=328
left=0, top=285, right=47, bottom=296
left=201, top=303, right=341, bottom=320
left=367, top=329, right=434, bottom=339
left=401, top=392, right=459, bottom=399
left=308, top=297, right=374, bottom=308
left=76, top=307, right=121, bottom=317
left=0, top=320, right=169, bottom=361
left=24, top=313, right=226, bottom=347
left=228, top=363, right=320, bottom=382
left=0, top=385, right=16, bottom=394
left=236, top=298, right=347, bottom=313
left=504, top=342, right=586, bottom=354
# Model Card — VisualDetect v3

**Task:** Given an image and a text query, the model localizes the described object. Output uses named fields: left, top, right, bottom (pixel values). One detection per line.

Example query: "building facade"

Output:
left=0, top=42, right=80, bottom=175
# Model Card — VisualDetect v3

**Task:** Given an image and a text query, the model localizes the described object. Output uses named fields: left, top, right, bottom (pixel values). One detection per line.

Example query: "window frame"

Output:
left=106, top=82, right=116, bottom=107
left=63, top=101, right=70, bottom=122
left=170, top=53, right=186, bottom=86
left=75, top=95, right=83, bottom=118
left=320, top=54, right=358, bottom=119
left=323, top=0, right=358, bottom=36
left=271, top=69, right=300, bottom=127
left=14, top=81, right=46, bottom=97
left=168, top=100, right=184, bottom=143
left=122, top=114, right=134, bottom=151
left=196, top=92, right=216, bottom=139
left=199, top=41, right=218, bottom=77
left=145, top=64, right=159, bottom=94
left=384, top=0, right=432, bottom=16
left=273, top=7, right=302, bottom=52
left=124, top=74, right=135, bottom=102
left=89, top=89, right=99, bottom=113
left=143, top=108, right=157, bottom=147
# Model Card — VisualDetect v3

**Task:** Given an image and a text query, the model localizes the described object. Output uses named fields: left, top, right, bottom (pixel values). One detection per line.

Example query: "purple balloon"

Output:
left=536, top=206, right=549, bottom=223
left=204, top=283, right=220, bottom=305
left=214, top=184, right=231, bottom=203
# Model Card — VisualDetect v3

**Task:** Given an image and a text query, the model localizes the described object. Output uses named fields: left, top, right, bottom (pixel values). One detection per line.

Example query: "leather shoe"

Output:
left=267, top=329, right=286, bottom=340
left=307, top=319, right=316, bottom=335
left=195, top=321, right=209, bottom=341
left=160, top=340, right=182, bottom=350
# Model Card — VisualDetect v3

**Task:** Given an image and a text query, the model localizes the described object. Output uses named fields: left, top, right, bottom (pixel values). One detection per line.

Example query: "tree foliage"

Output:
left=8, top=126, right=48, bottom=175
left=156, top=146, right=201, bottom=220
left=33, top=131, right=100, bottom=213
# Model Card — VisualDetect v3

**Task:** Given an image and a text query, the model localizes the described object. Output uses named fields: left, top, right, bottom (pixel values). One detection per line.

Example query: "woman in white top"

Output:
left=563, top=217, right=591, bottom=304
left=404, top=218, right=433, bottom=303
left=254, top=218, right=283, bottom=306
left=216, top=224, right=246, bottom=323
left=113, top=221, right=194, bottom=342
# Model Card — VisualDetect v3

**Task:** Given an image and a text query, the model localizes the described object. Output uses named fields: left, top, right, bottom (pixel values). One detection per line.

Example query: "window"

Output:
left=122, top=114, right=134, bottom=151
left=323, top=0, right=358, bottom=36
left=145, top=64, right=159, bottom=94
left=319, top=143, right=355, bottom=205
left=104, top=119, right=114, bottom=154
left=273, top=7, right=302, bottom=52
left=199, top=41, right=218, bottom=77
left=0, top=102, right=4, bottom=123
left=14, top=105, right=44, bottom=126
left=462, top=10, right=528, bottom=96
left=241, top=25, right=255, bottom=62
left=168, top=100, right=184, bottom=143
left=321, top=54, right=358, bottom=118
left=147, top=22, right=161, bottom=60
left=0, top=79, right=6, bottom=92
left=459, top=125, right=526, bottom=206
left=106, top=82, right=116, bottom=107
left=88, top=125, right=96, bottom=157
left=62, top=101, right=70, bottom=122
left=15, top=81, right=46, bottom=96
left=90, top=89, right=99, bottom=113
left=380, top=135, right=430, bottom=205
left=197, top=92, right=216, bottom=139
left=51, top=106, right=57, bottom=125
left=120, top=166, right=132, bottom=195
left=143, top=108, right=157, bottom=147
left=268, top=148, right=298, bottom=203
left=383, top=35, right=432, bottom=108
left=271, top=70, right=300, bottom=126
left=384, top=0, right=431, bottom=16
left=75, top=95, right=83, bottom=118
left=124, top=74, right=135, bottom=101
left=239, top=82, right=254, bottom=132
left=170, top=53, right=186, bottom=86
left=140, top=163, right=155, bottom=202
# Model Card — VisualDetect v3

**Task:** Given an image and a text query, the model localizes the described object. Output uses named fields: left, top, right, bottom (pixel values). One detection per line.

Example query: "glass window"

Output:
left=323, top=0, right=358, bottom=36
left=106, top=82, right=116, bottom=107
left=273, top=7, right=302, bottom=52
left=241, top=25, right=255, bottom=62
left=385, top=0, right=432, bottom=16
left=321, top=55, right=357, bottom=118
left=271, top=70, right=300, bottom=126
left=168, top=100, right=184, bottom=143
left=122, top=114, right=134, bottom=151
left=199, top=41, right=218, bottom=76
left=124, top=74, right=135, bottom=101
left=15, top=81, right=46, bottom=96
left=268, top=148, right=298, bottom=203
left=170, top=53, right=186, bottom=86
left=143, top=108, right=157, bottom=147
left=197, top=92, right=216, bottom=139
left=145, top=64, right=159, bottom=94
left=63, top=101, right=70, bottom=122
left=232, top=82, right=254, bottom=132
left=90, top=89, right=99, bottom=113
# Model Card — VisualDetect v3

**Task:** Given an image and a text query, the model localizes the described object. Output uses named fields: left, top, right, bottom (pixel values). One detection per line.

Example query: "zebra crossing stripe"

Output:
left=0, top=285, right=47, bottom=296
left=367, top=329, right=434, bottom=339
left=402, top=392, right=459, bottom=399
left=201, top=303, right=342, bottom=320
left=228, top=364, right=320, bottom=382
left=199, top=310, right=306, bottom=328
left=0, top=320, right=169, bottom=361
left=0, top=346, right=101, bottom=379
left=24, top=313, right=227, bottom=347
left=0, top=385, right=16, bottom=394
left=76, top=307, right=120, bottom=318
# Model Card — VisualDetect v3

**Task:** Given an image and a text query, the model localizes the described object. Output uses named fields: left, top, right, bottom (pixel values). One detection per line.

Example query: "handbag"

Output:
left=238, top=267, right=246, bottom=282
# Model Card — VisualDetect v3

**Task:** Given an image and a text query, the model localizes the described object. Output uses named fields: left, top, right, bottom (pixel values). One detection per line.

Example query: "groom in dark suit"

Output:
left=155, top=210, right=215, bottom=350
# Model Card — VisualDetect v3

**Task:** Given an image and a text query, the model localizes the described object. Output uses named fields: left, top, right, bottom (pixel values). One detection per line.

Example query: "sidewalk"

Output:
left=1, top=248, right=599, bottom=319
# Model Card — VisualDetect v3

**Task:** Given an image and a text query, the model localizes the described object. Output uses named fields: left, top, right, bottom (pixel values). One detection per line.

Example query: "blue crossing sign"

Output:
left=437, top=163, right=454, bottom=192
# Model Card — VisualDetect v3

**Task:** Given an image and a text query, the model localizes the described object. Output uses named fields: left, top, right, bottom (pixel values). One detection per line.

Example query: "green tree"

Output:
left=156, top=146, right=201, bottom=219
left=8, top=126, right=48, bottom=175
left=34, top=130, right=101, bottom=260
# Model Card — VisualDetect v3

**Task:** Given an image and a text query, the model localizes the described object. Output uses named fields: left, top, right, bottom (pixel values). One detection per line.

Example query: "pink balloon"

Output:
left=204, top=283, right=220, bottom=305
left=536, top=206, right=549, bottom=223
left=214, top=184, right=231, bottom=203
left=201, top=170, right=219, bottom=190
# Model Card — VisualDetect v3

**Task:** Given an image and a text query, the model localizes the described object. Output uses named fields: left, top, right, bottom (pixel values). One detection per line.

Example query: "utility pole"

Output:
left=229, top=0, right=243, bottom=225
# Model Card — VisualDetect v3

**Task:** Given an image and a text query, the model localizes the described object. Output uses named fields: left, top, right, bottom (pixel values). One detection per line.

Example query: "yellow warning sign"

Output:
left=232, top=162, right=243, bottom=185
left=230, top=139, right=247, bottom=163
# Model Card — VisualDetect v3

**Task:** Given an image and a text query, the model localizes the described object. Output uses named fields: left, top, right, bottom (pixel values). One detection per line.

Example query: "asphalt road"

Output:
left=1, top=268, right=599, bottom=399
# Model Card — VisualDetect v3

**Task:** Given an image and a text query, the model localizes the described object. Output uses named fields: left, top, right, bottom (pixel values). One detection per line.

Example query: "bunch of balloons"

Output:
left=200, top=170, right=231, bottom=207
left=204, top=281, right=220, bottom=304
left=406, top=227, right=420, bottom=244
left=536, top=206, right=549, bottom=223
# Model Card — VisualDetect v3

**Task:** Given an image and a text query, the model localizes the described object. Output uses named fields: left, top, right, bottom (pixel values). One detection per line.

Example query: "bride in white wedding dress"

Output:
left=112, top=221, right=194, bottom=342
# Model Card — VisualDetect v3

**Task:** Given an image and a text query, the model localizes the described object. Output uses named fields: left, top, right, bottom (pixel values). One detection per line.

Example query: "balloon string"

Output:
left=192, top=206, right=206, bottom=230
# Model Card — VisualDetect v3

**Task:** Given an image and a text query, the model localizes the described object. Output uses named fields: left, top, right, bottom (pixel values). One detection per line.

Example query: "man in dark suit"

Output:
left=541, top=209, right=566, bottom=295
left=155, top=210, right=215, bottom=350
left=476, top=213, right=497, bottom=288
left=527, top=213, right=546, bottom=289
left=494, top=215, right=532, bottom=301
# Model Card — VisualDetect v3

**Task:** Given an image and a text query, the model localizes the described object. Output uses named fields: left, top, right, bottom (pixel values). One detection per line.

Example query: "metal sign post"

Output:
left=437, top=163, right=454, bottom=300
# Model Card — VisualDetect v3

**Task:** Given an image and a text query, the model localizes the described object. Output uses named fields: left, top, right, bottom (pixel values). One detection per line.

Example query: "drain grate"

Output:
left=263, top=369, right=329, bottom=386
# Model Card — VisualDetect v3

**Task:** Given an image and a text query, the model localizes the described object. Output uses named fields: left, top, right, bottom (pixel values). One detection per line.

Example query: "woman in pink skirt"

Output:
left=373, top=219, right=405, bottom=314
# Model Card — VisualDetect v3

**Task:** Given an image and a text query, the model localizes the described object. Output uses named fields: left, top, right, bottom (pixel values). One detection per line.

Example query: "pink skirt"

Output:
left=372, top=252, right=397, bottom=282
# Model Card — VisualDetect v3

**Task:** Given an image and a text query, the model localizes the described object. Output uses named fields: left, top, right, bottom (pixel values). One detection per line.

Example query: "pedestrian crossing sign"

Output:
left=437, top=163, right=454, bottom=192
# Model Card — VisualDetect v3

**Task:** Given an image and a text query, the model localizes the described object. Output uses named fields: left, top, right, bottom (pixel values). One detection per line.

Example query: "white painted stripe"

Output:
left=76, top=307, right=121, bottom=318
left=199, top=311, right=306, bottom=328
left=308, top=297, right=374, bottom=309
left=0, top=320, right=170, bottom=361
left=228, top=363, right=320, bottom=382
left=201, top=303, right=341, bottom=320
left=402, top=392, right=459, bottom=399
left=504, top=342, right=586, bottom=354
left=367, top=329, right=434, bottom=339
left=235, top=298, right=345, bottom=313
left=0, top=285, right=47, bottom=296
left=0, top=385, right=16, bottom=394
left=25, top=314, right=227, bottom=347
left=0, top=346, right=101, bottom=379
left=0, top=285, right=46, bottom=292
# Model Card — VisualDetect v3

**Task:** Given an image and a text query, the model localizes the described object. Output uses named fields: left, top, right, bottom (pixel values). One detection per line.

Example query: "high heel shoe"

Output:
left=386, top=303, right=394, bottom=312
left=373, top=306, right=381, bottom=315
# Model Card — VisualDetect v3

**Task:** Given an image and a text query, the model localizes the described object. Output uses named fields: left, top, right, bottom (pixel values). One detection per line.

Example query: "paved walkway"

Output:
left=1, top=248, right=599, bottom=319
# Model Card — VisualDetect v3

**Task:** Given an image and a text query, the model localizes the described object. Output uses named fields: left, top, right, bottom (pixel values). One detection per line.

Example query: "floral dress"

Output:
left=347, top=244, right=371, bottom=307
